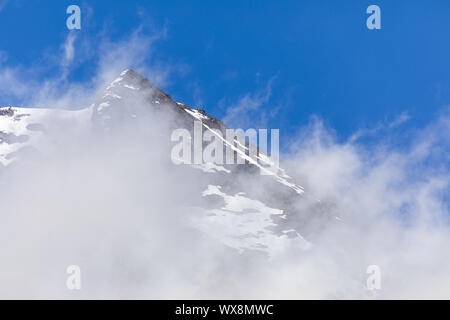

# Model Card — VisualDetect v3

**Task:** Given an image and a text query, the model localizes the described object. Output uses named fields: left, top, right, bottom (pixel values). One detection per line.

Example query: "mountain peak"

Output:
left=106, top=69, right=174, bottom=103
left=91, top=69, right=184, bottom=128
left=118, top=69, right=146, bottom=81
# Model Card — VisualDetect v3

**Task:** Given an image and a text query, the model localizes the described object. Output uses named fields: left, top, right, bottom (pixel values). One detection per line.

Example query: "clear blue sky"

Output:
left=1, top=0, right=450, bottom=144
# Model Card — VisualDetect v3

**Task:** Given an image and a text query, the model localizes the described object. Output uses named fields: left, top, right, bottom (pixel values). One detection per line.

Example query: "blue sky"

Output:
left=1, top=0, right=450, bottom=146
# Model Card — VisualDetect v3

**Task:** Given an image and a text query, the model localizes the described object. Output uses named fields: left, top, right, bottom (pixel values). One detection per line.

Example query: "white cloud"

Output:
left=282, top=111, right=450, bottom=298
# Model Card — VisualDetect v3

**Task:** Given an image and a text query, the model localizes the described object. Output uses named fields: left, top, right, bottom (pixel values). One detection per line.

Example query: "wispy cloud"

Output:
left=0, top=0, right=9, bottom=12
left=388, top=111, right=410, bottom=128
left=348, top=111, right=411, bottom=143
left=60, top=32, right=78, bottom=79
left=0, top=24, right=173, bottom=109
left=222, top=75, right=277, bottom=128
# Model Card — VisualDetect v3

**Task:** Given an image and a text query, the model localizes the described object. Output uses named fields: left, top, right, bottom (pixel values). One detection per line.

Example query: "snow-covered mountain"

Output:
left=0, top=69, right=330, bottom=257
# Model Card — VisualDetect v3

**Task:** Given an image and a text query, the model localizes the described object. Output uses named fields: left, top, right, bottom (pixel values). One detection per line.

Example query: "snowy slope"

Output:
left=0, top=107, right=91, bottom=166
left=192, top=184, right=311, bottom=256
